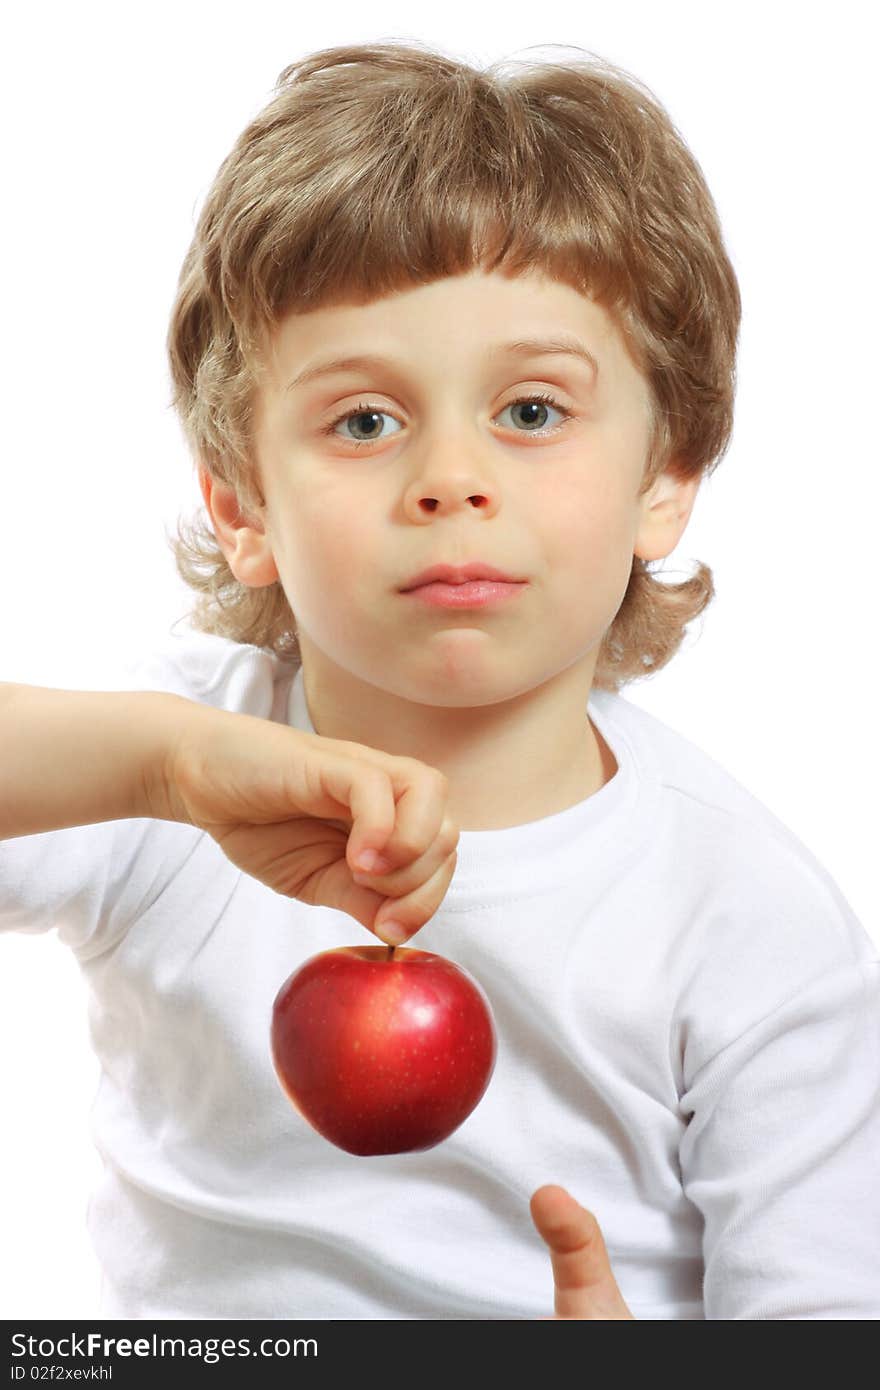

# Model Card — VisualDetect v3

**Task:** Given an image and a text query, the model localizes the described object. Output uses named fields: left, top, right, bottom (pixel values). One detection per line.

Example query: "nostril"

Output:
left=417, top=495, right=487, bottom=510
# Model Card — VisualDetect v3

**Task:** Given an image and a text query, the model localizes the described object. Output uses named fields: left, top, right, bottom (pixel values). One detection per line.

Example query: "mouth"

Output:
left=401, top=579, right=527, bottom=610
left=400, top=562, right=525, bottom=592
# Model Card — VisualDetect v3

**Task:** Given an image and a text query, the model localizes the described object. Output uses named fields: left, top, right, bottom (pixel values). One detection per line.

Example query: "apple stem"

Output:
left=387, top=945, right=395, bottom=961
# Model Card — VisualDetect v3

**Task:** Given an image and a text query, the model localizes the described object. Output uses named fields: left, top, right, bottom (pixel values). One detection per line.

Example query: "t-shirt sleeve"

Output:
left=678, top=839, right=880, bottom=1319
left=0, top=630, right=269, bottom=958
left=0, top=816, right=205, bottom=958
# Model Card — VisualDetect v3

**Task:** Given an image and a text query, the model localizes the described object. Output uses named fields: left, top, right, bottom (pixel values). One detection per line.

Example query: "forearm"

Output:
left=0, top=682, right=191, bottom=840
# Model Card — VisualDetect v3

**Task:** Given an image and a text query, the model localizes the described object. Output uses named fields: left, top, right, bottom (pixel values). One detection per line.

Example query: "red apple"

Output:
left=271, top=945, right=497, bottom=1155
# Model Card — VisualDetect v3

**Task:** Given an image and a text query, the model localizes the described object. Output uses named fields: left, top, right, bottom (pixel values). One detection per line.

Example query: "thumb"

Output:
left=530, top=1184, right=633, bottom=1320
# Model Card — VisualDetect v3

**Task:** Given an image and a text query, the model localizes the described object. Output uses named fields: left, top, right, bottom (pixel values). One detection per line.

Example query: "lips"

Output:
left=400, top=562, right=523, bottom=592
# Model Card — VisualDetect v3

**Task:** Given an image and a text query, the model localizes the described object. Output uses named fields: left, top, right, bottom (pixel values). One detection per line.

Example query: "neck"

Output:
left=297, top=644, right=617, bottom=831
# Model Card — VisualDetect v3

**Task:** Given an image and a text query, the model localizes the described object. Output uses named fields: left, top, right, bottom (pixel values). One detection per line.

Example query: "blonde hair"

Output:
left=167, top=39, right=740, bottom=690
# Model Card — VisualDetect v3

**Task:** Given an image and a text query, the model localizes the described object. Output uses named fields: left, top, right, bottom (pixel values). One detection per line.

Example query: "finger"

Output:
left=350, top=763, right=456, bottom=881
left=320, top=753, right=451, bottom=875
left=530, top=1185, right=628, bottom=1320
left=371, top=849, right=459, bottom=944
left=352, top=809, right=458, bottom=892
left=310, top=757, right=399, bottom=868
left=374, top=762, right=454, bottom=875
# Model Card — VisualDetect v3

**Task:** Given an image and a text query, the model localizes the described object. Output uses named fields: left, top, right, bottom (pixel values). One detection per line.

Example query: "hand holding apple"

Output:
left=271, top=945, right=497, bottom=1155
left=159, top=703, right=459, bottom=946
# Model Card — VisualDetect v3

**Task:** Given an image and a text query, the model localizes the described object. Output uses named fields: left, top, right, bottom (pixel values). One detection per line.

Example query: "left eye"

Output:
left=325, top=392, right=570, bottom=448
left=497, top=394, right=568, bottom=433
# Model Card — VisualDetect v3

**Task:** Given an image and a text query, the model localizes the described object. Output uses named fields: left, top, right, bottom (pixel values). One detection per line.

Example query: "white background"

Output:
left=1, top=0, right=877, bottom=1319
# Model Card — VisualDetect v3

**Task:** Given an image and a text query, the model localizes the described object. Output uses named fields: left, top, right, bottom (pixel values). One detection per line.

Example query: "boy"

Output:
left=2, top=40, right=878, bottom=1320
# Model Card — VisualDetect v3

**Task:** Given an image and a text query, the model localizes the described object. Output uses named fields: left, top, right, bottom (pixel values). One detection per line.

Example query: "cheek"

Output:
left=538, top=471, right=636, bottom=585
left=270, top=479, right=374, bottom=596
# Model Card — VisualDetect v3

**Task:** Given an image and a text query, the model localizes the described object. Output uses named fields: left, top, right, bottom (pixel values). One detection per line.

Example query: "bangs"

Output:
left=211, top=57, right=641, bottom=353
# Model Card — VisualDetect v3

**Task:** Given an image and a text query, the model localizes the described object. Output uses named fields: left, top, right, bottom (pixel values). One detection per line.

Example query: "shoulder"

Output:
left=592, top=688, right=874, bottom=974
left=594, top=693, right=877, bottom=1070
left=112, top=626, right=298, bottom=721
left=593, top=687, right=787, bottom=830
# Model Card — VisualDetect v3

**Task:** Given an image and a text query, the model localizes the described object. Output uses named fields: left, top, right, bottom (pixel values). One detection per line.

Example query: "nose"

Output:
left=402, top=445, right=501, bottom=520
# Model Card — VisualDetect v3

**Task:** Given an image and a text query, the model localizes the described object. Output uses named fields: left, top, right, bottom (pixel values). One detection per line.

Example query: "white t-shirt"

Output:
left=2, top=629, right=878, bottom=1320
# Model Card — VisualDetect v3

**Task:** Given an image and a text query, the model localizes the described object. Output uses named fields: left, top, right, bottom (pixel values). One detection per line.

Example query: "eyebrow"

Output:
left=285, top=336, right=599, bottom=392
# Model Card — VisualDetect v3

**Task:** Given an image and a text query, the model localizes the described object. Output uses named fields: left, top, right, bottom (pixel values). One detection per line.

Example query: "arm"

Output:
left=680, top=956, right=880, bottom=1318
left=0, top=681, right=458, bottom=945
left=0, top=682, right=185, bottom=840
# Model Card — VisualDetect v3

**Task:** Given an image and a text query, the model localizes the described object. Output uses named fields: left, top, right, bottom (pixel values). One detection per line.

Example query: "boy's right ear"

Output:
left=198, top=467, right=279, bottom=589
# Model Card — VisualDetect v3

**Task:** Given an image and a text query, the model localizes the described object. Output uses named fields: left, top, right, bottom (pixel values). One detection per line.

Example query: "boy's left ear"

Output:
left=633, top=467, right=702, bottom=563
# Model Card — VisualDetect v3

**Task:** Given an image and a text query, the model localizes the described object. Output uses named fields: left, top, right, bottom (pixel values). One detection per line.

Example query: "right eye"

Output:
left=324, top=403, right=405, bottom=449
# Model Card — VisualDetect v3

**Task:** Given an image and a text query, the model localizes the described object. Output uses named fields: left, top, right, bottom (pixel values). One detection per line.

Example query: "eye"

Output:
left=496, top=392, right=571, bottom=435
left=324, top=403, right=404, bottom=448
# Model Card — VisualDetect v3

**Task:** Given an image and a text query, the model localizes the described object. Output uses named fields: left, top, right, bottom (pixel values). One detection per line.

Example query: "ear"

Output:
left=198, top=467, right=279, bottom=588
left=633, top=466, right=702, bottom=564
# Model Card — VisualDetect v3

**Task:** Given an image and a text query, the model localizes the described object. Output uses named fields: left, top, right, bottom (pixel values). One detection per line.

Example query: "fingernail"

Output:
left=376, top=920, right=408, bottom=946
left=355, top=850, right=391, bottom=873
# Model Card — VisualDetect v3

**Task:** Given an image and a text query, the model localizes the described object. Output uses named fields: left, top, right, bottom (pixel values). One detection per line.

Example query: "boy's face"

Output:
left=204, top=266, right=696, bottom=722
